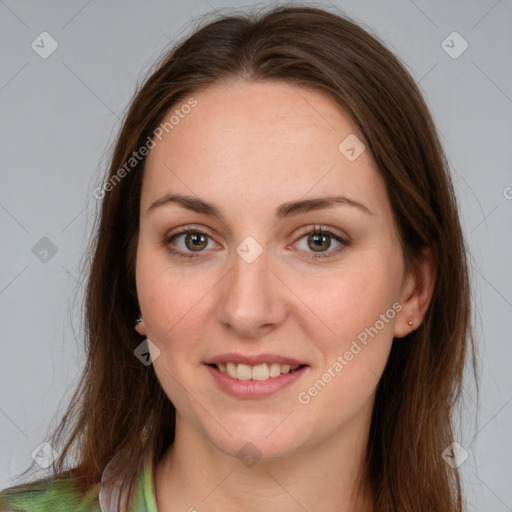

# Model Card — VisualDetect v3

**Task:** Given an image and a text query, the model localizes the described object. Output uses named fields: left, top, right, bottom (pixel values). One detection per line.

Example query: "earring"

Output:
left=408, top=320, right=413, bottom=326
left=135, top=314, right=145, bottom=335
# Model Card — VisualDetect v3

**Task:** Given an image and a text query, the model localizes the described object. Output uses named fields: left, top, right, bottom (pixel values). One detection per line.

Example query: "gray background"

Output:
left=1, top=0, right=511, bottom=509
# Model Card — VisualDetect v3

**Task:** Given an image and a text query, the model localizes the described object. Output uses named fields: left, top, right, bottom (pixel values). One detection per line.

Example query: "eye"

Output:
left=293, top=225, right=350, bottom=259
left=162, top=227, right=217, bottom=260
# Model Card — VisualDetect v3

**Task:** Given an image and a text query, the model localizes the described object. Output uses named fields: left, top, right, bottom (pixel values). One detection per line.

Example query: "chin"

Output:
left=199, top=414, right=306, bottom=462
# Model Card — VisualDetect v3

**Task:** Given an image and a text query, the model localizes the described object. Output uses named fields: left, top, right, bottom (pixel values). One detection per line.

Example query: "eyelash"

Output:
left=162, top=225, right=350, bottom=261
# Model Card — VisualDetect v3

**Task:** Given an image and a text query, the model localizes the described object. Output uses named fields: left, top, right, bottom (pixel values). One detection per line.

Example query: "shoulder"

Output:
left=0, top=477, right=101, bottom=512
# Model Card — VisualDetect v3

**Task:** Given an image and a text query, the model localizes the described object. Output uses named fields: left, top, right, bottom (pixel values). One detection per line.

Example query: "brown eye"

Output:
left=163, top=228, right=216, bottom=260
left=183, top=232, right=208, bottom=252
left=295, top=226, right=350, bottom=260
left=307, top=232, right=332, bottom=252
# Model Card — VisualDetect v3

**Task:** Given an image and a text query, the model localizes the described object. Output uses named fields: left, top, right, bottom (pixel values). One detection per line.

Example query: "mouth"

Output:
left=207, top=362, right=307, bottom=381
left=204, top=360, right=309, bottom=398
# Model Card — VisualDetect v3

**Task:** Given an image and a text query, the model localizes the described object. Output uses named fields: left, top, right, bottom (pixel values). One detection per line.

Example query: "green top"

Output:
left=0, top=452, right=158, bottom=512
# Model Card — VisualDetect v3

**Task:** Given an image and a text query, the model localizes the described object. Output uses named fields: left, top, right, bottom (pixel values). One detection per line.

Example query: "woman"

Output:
left=0, top=4, right=474, bottom=511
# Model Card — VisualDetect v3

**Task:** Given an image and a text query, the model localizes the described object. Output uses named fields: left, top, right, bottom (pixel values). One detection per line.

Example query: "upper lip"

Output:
left=204, top=352, right=308, bottom=366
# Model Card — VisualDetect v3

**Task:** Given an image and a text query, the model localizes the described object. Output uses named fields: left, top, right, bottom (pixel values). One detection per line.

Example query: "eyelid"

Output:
left=293, top=224, right=350, bottom=242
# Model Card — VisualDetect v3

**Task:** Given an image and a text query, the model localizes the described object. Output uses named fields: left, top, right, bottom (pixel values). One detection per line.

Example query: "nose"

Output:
left=217, top=244, right=287, bottom=339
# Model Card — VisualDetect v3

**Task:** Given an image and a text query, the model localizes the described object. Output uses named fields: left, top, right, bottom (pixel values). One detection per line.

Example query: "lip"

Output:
left=204, top=363, right=309, bottom=398
left=203, top=352, right=308, bottom=366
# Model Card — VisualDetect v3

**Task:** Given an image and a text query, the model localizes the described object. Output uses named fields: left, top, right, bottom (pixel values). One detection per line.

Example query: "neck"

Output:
left=154, top=405, right=374, bottom=512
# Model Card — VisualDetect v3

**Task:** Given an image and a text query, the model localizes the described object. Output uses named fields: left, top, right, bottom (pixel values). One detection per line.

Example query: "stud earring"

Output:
left=135, top=315, right=143, bottom=325
left=408, top=320, right=413, bottom=326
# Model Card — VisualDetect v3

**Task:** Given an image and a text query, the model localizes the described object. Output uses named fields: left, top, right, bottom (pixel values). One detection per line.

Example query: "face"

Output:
left=135, top=80, right=412, bottom=460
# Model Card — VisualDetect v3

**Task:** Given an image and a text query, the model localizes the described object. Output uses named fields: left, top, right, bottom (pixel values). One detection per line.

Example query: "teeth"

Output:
left=215, top=362, right=302, bottom=380
left=226, top=362, right=237, bottom=379
left=269, top=363, right=281, bottom=377
left=251, top=363, right=269, bottom=381
left=236, top=363, right=252, bottom=380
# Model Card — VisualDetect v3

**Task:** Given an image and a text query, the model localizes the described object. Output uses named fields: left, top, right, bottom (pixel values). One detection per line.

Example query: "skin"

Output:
left=134, top=80, right=435, bottom=511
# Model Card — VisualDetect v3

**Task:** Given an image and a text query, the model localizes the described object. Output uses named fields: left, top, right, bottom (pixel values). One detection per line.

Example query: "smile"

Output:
left=212, top=362, right=303, bottom=380
left=205, top=362, right=309, bottom=398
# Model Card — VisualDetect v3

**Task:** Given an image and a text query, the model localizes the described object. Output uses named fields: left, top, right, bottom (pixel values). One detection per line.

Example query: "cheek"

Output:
left=135, top=246, right=218, bottom=343
left=294, top=250, right=400, bottom=404
left=298, top=299, right=396, bottom=426
left=295, top=252, right=402, bottom=346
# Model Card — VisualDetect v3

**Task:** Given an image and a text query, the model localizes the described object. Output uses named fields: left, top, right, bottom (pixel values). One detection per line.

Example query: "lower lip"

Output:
left=204, top=364, right=309, bottom=398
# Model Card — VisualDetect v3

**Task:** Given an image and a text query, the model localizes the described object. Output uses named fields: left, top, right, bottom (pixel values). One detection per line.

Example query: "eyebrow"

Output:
left=146, top=193, right=374, bottom=219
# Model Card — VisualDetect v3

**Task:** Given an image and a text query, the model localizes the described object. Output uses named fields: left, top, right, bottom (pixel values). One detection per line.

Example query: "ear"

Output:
left=135, top=319, right=146, bottom=336
left=394, top=246, right=436, bottom=338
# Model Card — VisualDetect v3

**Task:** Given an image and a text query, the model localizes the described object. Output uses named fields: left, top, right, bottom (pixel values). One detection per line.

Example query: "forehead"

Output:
left=141, top=80, right=387, bottom=219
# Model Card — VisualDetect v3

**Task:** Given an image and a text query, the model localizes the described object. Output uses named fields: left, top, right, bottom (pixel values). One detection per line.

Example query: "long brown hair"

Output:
left=4, top=5, right=475, bottom=510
